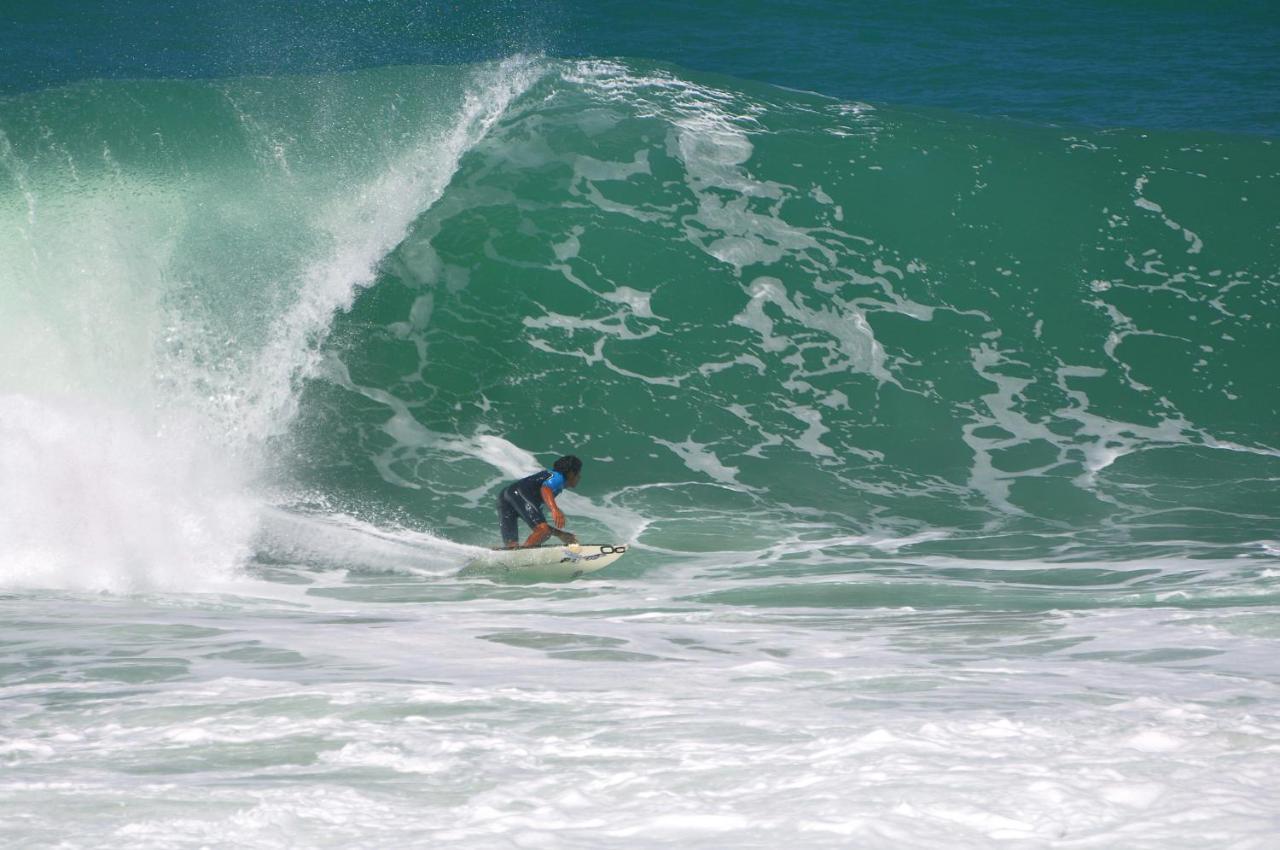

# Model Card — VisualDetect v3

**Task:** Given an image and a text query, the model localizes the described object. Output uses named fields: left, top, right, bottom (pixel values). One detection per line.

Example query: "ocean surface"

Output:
left=2, top=2, right=1278, bottom=847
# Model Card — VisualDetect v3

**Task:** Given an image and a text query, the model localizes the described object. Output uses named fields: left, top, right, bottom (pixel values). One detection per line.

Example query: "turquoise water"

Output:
left=1, top=3, right=1279, bottom=847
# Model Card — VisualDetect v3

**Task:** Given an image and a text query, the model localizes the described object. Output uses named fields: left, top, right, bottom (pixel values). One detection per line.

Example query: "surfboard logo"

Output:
left=559, top=544, right=625, bottom=563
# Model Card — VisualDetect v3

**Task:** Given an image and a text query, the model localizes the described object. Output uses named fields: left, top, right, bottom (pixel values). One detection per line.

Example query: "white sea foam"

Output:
left=1133, top=174, right=1204, bottom=254
left=0, top=395, right=257, bottom=592
left=734, top=276, right=894, bottom=385
left=654, top=436, right=743, bottom=485
left=2, top=566, right=1277, bottom=848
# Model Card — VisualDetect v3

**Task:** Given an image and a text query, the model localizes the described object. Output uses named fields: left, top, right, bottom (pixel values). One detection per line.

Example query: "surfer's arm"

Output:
left=541, top=485, right=567, bottom=528
left=551, top=528, right=577, bottom=544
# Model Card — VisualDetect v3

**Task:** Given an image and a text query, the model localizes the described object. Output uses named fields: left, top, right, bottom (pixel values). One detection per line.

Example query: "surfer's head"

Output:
left=553, top=454, right=583, bottom=488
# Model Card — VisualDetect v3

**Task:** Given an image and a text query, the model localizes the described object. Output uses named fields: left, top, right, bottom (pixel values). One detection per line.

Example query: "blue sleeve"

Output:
left=544, top=471, right=565, bottom=495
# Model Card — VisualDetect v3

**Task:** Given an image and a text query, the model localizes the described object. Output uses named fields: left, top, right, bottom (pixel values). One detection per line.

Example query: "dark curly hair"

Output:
left=552, top=455, right=583, bottom=476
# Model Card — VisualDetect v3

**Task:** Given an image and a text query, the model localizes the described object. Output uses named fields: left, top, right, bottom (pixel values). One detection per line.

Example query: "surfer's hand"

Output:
left=552, top=508, right=566, bottom=528
left=562, top=532, right=578, bottom=545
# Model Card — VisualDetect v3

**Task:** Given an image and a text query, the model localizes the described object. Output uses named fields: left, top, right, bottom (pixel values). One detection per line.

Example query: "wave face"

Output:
left=2, top=57, right=1277, bottom=587
left=278, top=59, right=1280, bottom=562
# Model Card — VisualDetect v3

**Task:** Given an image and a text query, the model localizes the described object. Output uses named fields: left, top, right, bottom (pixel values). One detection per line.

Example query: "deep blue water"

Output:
left=4, top=0, right=1278, bottom=134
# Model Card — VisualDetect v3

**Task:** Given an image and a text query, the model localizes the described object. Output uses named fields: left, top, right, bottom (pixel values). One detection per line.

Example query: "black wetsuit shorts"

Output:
left=497, top=483, right=548, bottom=545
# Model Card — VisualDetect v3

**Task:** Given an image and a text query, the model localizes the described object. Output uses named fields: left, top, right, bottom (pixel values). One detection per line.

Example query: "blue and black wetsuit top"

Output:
left=498, top=469, right=568, bottom=544
left=509, top=469, right=567, bottom=504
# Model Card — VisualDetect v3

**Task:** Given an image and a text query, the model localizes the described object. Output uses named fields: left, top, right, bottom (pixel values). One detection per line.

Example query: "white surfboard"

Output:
left=459, top=543, right=627, bottom=580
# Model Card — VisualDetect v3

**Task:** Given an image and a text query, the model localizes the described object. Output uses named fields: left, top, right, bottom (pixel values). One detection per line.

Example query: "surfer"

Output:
left=498, top=455, right=582, bottom=548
